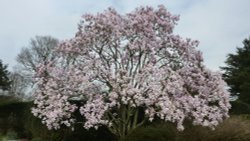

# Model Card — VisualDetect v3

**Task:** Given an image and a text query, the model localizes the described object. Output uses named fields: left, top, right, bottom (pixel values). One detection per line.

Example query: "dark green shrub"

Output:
left=0, top=133, right=4, bottom=141
left=21, top=102, right=66, bottom=141
left=5, top=130, right=18, bottom=140
left=206, top=116, right=250, bottom=141
left=123, top=116, right=250, bottom=141
left=238, top=114, right=250, bottom=120
left=0, top=95, right=19, bottom=106
left=2, top=95, right=250, bottom=141
left=0, top=96, right=27, bottom=135
left=31, top=137, right=45, bottom=141
left=177, top=116, right=250, bottom=141
left=123, top=122, right=177, bottom=141
left=63, top=125, right=115, bottom=141
left=230, top=100, right=250, bottom=114
left=0, top=98, right=115, bottom=141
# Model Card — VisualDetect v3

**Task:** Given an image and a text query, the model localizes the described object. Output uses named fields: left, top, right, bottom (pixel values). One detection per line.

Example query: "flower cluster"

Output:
left=32, top=5, right=231, bottom=132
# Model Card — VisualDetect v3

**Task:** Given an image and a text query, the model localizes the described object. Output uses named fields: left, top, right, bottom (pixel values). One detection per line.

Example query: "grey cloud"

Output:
left=0, top=0, right=249, bottom=71
left=174, top=0, right=250, bottom=70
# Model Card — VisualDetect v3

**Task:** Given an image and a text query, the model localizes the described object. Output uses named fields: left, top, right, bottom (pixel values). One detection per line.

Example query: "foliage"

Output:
left=123, top=122, right=177, bottom=141
left=0, top=95, right=19, bottom=106
left=181, top=116, right=250, bottom=141
left=230, top=100, right=250, bottom=114
left=0, top=99, right=250, bottom=141
left=63, top=125, right=115, bottom=141
left=22, top=103, right=64, bottom=141
left=32, top=5, right=231, bottom=139
left=0, top=97, right=28, bottom=137
left=221, top=37, right=250, bottom=104
left=0, top=99, right=65, bottom=140
left=0, top=99, right=115, bottom=141
left=5, top=130, right=18, bottom=140
left=124, top=116, right=250, bottom=141
left=0, top=133, right=4, bottom=141
left=31, top=137, right=45, bottom=141
left=0, top=59, right=11, bottom=91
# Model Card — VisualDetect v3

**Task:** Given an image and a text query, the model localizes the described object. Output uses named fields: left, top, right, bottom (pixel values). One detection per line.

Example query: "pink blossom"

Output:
left=32, top=5, right=231, bottom=136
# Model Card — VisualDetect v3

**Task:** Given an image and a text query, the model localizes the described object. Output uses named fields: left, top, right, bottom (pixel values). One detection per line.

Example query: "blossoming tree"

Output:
left=32, top=5, right=231, bottom=140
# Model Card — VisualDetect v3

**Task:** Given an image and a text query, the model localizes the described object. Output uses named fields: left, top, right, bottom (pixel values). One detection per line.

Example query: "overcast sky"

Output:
left=0, top=0, right=249, bottom=71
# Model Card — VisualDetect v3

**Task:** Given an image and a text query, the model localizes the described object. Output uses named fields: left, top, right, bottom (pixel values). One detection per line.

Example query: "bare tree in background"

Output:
left=15, top=36, right=59, bottom=97
left=9, top=70, right=29, bottom=99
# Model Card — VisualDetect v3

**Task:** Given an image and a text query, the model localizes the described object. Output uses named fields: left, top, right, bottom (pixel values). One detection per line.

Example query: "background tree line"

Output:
left=0, top=36, right=58, bottom=99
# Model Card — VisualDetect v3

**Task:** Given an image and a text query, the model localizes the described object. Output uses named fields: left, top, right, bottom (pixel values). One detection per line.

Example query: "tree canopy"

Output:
left=31, top=5, right=231, bottom=139
left=16, top=36, right=59, bottom=85
left=221, top=37, right=250, bottom=104
left=0, top=60, right=11, bottom=91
